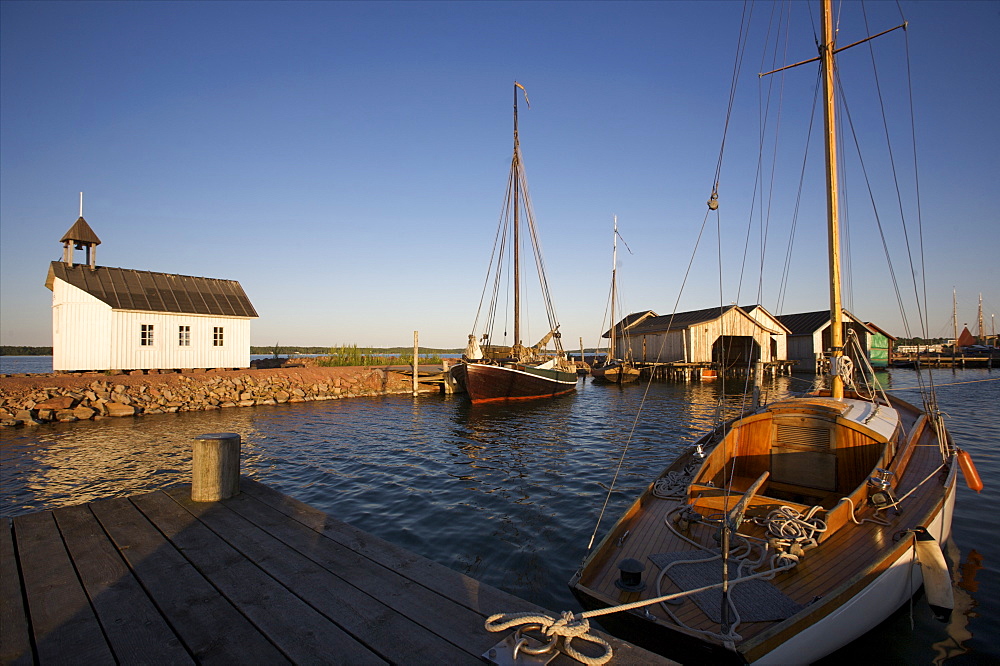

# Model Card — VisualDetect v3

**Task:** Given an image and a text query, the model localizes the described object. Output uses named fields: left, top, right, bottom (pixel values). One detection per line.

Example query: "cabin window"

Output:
left=178, top=326, right=191, bottom=346
left=141, top=324, right=154, bottom=346
left=213, top=327, right=224, bottom=347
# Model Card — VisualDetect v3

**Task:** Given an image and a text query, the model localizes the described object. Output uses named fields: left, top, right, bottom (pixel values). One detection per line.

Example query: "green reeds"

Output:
left=316, top=345, right=442, bottom=367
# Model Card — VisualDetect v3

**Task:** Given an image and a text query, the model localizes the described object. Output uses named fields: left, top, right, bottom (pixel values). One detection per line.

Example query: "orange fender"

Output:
left=958, top=449, right=983, bottom=493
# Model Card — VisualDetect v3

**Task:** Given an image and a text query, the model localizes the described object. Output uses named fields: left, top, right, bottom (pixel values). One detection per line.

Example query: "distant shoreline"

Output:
left=0, top=346, right=465, bottom=357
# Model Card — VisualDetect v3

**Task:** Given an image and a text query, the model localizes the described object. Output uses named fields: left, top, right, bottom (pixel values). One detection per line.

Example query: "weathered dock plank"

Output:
left=0, top=519, right=31, bottom=666
left=12, top=510, right=115, bottom=664
left=3, top=479, right=673, bottom=665
left=54, top=503, right=192, bottom=665
left=88, top=493, right=290, bottom=664
left=162, top=485, right=476, bottom=663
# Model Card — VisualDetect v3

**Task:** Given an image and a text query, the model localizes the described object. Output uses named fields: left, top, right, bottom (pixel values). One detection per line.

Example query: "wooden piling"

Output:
left=412, top=331, right=419, bottom=396
left=191, top=433, right=241, bottom=502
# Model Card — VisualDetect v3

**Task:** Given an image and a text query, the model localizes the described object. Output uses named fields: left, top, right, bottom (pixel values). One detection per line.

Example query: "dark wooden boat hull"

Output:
left=450, top=361, right=577, bottom=403
left=591, top=361, right=641, bottom=384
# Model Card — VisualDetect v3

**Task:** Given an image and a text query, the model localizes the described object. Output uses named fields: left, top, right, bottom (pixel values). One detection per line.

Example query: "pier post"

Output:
left=441, top=358, right=455, bottom=394
left=413, top=331, right=419, bottom=396
left=192, top=433, right=241, bottom=501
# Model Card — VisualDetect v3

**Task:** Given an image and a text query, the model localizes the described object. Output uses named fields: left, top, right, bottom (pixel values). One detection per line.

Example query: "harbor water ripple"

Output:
left=1, top=367, right=996, bottom=663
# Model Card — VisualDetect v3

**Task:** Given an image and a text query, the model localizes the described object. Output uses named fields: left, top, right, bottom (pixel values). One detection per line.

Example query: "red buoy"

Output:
left=958, top=449, right=984, bottom=493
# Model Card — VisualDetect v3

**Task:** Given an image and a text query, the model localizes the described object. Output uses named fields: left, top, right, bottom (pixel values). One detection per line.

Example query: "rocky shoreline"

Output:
left=0, top=366, right=430, bottom=427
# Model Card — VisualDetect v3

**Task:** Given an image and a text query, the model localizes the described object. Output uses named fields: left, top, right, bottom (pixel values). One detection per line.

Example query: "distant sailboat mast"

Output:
left=609, top=215, right=618, bottom=362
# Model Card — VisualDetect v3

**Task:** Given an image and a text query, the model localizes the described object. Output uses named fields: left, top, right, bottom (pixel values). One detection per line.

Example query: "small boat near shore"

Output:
left=450, top=82, right=577, bottom=404
left=591, top=215, right=640, bottom=385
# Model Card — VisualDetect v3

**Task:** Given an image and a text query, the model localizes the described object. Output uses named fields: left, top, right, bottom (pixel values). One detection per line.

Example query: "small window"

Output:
left=141, top=324, right=154, bottom=346
left=179, top=326, right=191, bottom=346
left=213, top=326, right=224, bottom=347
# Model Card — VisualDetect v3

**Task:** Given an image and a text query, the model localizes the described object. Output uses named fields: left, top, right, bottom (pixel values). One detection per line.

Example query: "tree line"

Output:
left=250, top=345, right=462, bottom=356
left=1, top=346, right=53, bottom=356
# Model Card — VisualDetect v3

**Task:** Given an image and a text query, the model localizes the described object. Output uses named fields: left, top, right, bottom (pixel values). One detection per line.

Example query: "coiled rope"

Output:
left=653, top=463, right=699, bottom=498
left=484, top=611, right=613, bottom=665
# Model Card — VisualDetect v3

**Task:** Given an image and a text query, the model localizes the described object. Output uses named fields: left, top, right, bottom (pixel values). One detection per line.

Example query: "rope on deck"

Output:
left=484, top=611, right=613, bottom=665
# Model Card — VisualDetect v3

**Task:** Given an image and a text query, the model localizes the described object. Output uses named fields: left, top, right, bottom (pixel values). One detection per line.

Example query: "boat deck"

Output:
left=574, top=397, right=952, bottom=658
left=2, top=478, right=670, bottom=665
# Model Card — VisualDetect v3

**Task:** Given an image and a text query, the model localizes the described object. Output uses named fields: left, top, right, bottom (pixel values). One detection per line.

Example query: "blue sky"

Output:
left=2, top=1, right=997, bottom=348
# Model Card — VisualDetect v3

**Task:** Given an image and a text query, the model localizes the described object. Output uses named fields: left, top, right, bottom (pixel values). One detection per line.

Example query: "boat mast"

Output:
left=978, top=293, right=984, bottom=343
left=610, top=215, right=618, bottom=361
left=821, top=0, right=845, bottom=399
left=513, top=82, right=521, bottom=349
left=953, top=289, right=958, bottom=360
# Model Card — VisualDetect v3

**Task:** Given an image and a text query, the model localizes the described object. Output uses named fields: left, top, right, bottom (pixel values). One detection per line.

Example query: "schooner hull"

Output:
left=451, top=361, right=577, bottom=404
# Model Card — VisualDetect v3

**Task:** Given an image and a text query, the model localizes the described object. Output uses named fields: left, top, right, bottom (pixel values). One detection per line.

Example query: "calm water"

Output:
left=1, top=368, right=996, bottom=664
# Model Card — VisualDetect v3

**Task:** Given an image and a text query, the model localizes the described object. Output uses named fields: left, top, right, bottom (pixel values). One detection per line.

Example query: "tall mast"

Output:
left=610, top=215, right=618, bottom=360
left=821, top=0, right=845, bottom=399
left=978, top=293, right=984, bottom=343
left=512, top=83, right=521, bottom=348
left=953, top=289, right=958, bottom=357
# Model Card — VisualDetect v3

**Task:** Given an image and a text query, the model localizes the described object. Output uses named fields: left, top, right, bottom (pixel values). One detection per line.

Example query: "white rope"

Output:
left=653, top=464, right=698, bottom=498
left=484, top=611, right=613, bottom=666
left=839, top=496, right=891, bottom=526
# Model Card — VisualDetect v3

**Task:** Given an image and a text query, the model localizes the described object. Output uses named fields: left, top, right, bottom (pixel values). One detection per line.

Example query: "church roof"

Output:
left=46, top=262, right=257, bottom=318
left=60, top=217, right=102, bottom=245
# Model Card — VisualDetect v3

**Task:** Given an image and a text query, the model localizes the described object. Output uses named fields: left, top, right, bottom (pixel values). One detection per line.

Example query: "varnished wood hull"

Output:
left=569, top=391, right=957, bottom=664
left=450, top=361, right=577, bottom=403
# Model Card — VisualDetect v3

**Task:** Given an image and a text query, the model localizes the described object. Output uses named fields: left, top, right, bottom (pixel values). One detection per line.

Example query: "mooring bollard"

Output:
left=192, top=433, right=241, bottom=502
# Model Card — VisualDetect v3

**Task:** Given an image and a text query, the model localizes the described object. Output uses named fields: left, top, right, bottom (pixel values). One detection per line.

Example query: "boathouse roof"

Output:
left=864, top=322, right=897, bottom=341
left=600, top=310, right=658, bottom=338
left=740, top=304, right=794, bottom=334
left=45, top=261, right=258, bottom=318
left=776, top=309, right=874, bottom=335
left=624, top=305, right=778, bottom=335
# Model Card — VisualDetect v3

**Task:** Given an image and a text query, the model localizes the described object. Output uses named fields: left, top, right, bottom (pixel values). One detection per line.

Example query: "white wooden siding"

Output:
left=52, top=281, right=113, bottom=371
left=52, top=278, right=251, bottom=371
left=745, top=308, right=788, bottom=360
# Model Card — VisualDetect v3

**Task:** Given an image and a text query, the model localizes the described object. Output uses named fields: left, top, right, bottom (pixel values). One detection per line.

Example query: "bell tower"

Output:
left=60, top=192, right=101, bottom=269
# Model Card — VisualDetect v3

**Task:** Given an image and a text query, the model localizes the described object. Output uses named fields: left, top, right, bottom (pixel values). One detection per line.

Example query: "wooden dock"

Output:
left=2, top=478, right=671, bottom=665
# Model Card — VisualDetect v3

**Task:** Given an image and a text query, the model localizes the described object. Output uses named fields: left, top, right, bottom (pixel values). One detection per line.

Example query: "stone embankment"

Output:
left=0, top=366, right=427, bottom=427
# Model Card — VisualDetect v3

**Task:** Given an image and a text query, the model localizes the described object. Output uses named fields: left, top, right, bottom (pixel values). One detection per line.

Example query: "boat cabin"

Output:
left=687, top=395, right=901, bottom=541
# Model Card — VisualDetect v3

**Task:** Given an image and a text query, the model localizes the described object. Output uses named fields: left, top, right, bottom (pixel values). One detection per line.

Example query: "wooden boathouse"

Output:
left=1, top=435, right=669, bottom=666
left=46, top=212, right=258, bottom=373
left=610, top=305, right=788, bottom=371
left=776, top=309, right=876, bottom=372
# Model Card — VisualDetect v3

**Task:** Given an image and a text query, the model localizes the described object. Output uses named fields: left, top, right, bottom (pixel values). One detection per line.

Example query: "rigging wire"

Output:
left=586, top=2, right=758, bottom=554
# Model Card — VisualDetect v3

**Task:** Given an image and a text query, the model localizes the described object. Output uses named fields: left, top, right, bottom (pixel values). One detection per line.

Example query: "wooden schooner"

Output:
left=450, top=82, right=577, bottom=404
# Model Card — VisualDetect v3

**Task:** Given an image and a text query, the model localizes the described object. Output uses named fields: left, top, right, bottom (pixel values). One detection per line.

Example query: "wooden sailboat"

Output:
left=567, top=3, right=974, bottom=663
left=591, top=216, right=641, bottom=385
left=450, top=83, right=577, bottom=404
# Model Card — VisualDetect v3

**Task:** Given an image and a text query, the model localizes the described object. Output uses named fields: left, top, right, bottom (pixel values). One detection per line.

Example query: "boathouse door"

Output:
left=712, top=336, right=760, bottom=369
